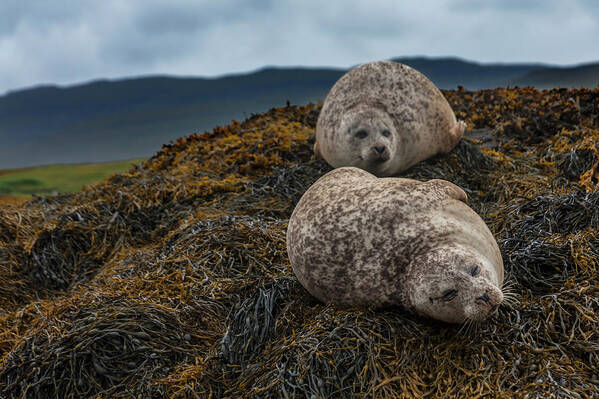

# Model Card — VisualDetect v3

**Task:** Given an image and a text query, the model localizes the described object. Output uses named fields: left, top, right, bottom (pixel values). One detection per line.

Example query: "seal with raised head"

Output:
left=315, top=60, right=466, bottom=176
left=286, top=167, right=503, bottom=324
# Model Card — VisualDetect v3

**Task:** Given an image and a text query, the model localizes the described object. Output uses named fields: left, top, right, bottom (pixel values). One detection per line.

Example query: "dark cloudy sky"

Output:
left=1, top=0, right=598, bottom=94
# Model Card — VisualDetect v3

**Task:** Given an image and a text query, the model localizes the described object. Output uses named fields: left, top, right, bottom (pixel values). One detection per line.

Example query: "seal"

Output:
left=286, top=167, right=503, bottom=324
left=314, top=60, right=466, bottom=176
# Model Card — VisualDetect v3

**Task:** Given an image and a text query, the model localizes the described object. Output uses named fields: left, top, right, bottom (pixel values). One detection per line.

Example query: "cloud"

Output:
left=136, top=5, right=211, bottom=36
left=450, top=0, right=556, bottom=13
left=134, top=0, right=276, bottom=35
left=0, top=0, right=597, bottom=94
left=0, top=0, right=90, bottom=36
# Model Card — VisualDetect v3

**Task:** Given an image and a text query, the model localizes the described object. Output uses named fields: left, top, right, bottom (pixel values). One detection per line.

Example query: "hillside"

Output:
left=0, top=159, right=143, bottom=196
left=0, top=87, right=598, bottom=398
left=512, top=62, right=599, bottom=89
left=1, top=57, right=598, bottom=169
left=393, top=56, right=541, bottom=89
left=0, top=68, right=344, bottom=169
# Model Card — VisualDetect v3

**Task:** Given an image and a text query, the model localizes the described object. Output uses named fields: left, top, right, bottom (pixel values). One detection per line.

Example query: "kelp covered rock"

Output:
left=0, top=91, right=598, bottom=398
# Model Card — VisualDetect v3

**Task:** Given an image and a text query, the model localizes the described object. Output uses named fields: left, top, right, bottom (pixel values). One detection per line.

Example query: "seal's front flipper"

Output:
left=427, top=179, right=468, bottom=203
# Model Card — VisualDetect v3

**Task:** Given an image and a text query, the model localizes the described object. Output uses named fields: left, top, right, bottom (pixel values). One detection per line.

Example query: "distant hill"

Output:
left=1, top=57, right=598, bottom=169
left=0, top=68, right=344, bottom=169
left=511, top=62, right=599, bottom=88
left=392, top=57, right=542, bottom=89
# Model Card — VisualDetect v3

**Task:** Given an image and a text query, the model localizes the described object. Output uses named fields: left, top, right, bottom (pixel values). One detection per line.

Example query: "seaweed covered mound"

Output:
left=1, top=89, right=599, bottom=398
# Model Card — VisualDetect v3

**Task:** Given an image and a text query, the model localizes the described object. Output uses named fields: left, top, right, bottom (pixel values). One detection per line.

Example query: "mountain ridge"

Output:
left=1, top=57, right=598, bottom=169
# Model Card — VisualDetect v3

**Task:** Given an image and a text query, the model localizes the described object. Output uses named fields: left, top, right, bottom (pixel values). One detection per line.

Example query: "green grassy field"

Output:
left=0, top=159, right=143, bottom=197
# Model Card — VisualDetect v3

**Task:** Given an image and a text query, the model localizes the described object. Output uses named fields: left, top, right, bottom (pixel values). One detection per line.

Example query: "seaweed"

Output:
left=558, top=149, right=597, bottom=181
left=0, top=294, right=222, bottom=399
left=159, top=216, right=288, bottom=283
left=504, top=191, right=599, bottom=235
left=219, top=278, right=293, bottom=367
left=234, top=160, right=333, bottom=218
left=1, top=89, right=599, bottom=398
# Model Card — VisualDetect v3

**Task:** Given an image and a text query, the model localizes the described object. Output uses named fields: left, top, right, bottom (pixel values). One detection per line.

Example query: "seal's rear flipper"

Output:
left=314, top=140, right=323, bottom=160
left=440, top=120, right=466, bottom=154
left=427, top=179, right=468, bottom=203
left=450, top=120, right=467, bottom=144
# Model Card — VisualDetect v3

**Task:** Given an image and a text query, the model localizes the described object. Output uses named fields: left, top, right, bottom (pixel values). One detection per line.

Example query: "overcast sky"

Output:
left=0, top=0, right=598, bottom=95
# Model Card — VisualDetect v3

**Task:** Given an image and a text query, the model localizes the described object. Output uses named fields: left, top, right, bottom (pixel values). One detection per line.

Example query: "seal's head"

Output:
left=405, top=248, right=503, bottom=324
left=336, top=106, right=399, bottom=176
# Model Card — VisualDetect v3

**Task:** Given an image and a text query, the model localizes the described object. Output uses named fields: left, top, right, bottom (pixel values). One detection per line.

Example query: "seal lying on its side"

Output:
left=315, top=60, right=466, bottom=176
left=286, top=167, right=503, bottom=324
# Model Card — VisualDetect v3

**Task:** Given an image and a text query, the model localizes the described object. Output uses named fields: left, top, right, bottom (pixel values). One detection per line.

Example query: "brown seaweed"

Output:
left=0, top=90, right=598, bottom=398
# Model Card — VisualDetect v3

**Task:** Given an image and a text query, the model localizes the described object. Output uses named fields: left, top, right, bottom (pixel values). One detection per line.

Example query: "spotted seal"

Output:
left=314, top=60, right=466, bottom=176
left=286, top=167, right=503, bottom=323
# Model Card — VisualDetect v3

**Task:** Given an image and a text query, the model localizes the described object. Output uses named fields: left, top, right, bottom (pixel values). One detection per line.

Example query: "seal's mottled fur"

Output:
left=315, top=61, right=466, bottom=176
left=286, top=167, right=503, bottom=323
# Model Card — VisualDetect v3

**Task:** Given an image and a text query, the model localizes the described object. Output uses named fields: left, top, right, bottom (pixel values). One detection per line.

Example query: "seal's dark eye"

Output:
left=355, top=130, right=368, bottom=139
left=382, top=130, right=391, bottom=137
left=470, top=265, right=480, bottom=277
left=442, top=289, right=458, bottom=302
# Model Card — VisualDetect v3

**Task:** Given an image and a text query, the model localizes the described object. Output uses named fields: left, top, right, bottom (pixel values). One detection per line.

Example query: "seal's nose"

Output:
left=477, top=292, right=490, bottom=304
left=374, top=146, right=385, bottom=154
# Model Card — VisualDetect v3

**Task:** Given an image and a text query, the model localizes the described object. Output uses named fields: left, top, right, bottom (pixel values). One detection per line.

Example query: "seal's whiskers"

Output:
left=501, top=279, right=519, bottom=308
left=456, top=318, right=473, bottom=336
